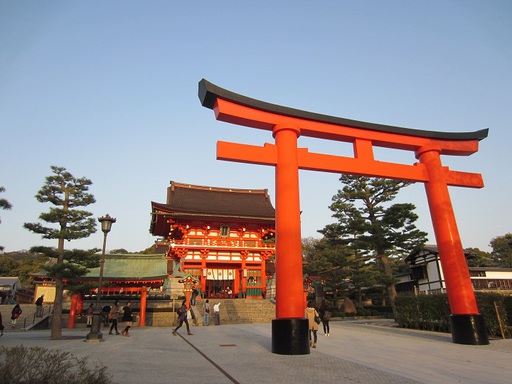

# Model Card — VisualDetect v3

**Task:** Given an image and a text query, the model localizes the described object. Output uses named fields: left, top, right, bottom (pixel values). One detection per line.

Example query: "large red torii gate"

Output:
left=198, top=79, right=489, bottom=354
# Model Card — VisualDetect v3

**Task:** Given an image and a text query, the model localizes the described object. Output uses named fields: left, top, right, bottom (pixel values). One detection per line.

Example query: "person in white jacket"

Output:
left=213, top=302, right=221, bottom=325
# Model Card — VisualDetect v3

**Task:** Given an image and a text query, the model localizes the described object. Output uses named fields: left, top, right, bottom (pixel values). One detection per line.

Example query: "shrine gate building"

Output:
left=150, top=181, right=276, bottom=299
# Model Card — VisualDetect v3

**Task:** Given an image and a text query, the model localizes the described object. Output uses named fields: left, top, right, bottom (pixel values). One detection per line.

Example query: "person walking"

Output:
left=190, top=289, right=199, bottom=306
left=172, top=300, right=193, bottom=336
left=11, top=304, right=22, bottom=329
left=213, top=302, right=221, bottom=325
left=35, top=295, right=44, bottom=317
left=0, top=311, right=4, bottom=336
left=319, top=299, right=331, bottom=336
left=121, top=301, right=133, bottom=337
left=202, top=299, right=211, bottom=326
left=102, top=304, right=111, bottom=327
left=86, top=304, right=94, bottom=328
left=109, top=301, right=121, bottom=335
left=305, top=301, right=319, bottom=348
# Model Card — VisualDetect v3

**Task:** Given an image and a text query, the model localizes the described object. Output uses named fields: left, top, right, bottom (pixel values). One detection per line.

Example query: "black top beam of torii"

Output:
left=198, top=79, right=488, bottom=142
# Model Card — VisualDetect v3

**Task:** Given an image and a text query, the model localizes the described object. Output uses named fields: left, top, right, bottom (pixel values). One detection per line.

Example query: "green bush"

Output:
left=395, top=293, right=511, bottom=338
left=0, top=345, right=112, bottom=384
left=330, top=309, right=341, bottom=317
left=475, top=292, right=510, bottom=338
left=356, top=308, right=371, bottom=316
left=395, top=295, right=423, bottom=329
left=502, top=295, right=512, bottom=326
left=363, top=305, right=393, bottom=315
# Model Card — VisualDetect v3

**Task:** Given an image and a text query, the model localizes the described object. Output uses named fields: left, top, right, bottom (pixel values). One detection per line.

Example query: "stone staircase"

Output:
left=200, top=299, right=275, bottom=325
left=0, top=303, right=52, bottom=333
left=0, top=299, right=276, bottom=331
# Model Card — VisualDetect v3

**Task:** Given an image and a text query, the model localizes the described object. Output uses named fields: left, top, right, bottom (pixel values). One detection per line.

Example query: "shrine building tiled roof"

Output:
left=83, top=254, right=168, bottom=281
left=150, top=181, right=275, bottom=236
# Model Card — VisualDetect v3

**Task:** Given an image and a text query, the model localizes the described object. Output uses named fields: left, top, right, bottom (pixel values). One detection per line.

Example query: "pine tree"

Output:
left=24, top=166, right=97, bottom=339
left=320, top=175, right=427, bottom=318
left=465, top=247, right=495, bottom=267
left=490, top=233, right=512, bottom=268
left=0, top=186, right=13, bottom=251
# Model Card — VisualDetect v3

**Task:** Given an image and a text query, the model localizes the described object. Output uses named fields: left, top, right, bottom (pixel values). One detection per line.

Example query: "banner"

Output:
left=207, top=269, right=236, bottom=280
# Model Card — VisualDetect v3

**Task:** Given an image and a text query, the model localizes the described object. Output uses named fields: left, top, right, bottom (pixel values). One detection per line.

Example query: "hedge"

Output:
left=395, top=292, right=510, bottom=338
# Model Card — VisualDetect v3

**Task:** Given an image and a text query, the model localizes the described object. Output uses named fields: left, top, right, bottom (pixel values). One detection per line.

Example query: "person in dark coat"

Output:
left=102, top=304, right=111, bottom=326
left=121, top=301, right=134, bottom=337
left=319, top=299, right=331, bottom=336
left=0, top=311, right=4, bottom=336
left=202, top=299, right=211, bottom=326
left=11, top=304, right=22, bottom=329
left=35, top=295, right=44, bottom=317
left=190, top=289, right=199, bottom=306
left=172, top=300, right=193, bottom=336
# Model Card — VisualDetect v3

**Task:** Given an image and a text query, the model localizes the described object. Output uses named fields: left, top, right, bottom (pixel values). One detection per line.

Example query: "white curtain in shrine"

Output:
left=207, top=269, right=236, bottom=280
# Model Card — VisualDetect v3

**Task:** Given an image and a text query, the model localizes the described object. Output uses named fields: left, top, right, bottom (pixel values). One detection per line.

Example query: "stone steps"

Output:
left=0, top=299, right=276, bottom=331
left=215, top=299, right=276, bottom=324
left=0, top=303, right=51, bottom=332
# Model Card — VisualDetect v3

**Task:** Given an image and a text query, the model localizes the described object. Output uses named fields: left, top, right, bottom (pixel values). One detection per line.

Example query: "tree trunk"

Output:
left=51, top=274, right=63, bottom=340
left=356, top=287, right=363, bottom=307
left=380, top=253, right=398, bottom=319
left=51, top=237, right=65, bottom=340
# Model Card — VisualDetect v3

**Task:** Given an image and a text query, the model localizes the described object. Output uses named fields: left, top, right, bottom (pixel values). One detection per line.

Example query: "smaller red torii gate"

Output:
left=199, top=79, right=489, bottom=354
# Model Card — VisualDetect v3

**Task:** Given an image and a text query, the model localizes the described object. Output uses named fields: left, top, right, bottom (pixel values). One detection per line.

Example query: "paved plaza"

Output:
left=1, top=320, right=511, bottom=384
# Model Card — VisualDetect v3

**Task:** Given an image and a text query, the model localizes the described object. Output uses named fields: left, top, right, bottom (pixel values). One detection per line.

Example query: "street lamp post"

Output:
left=86, top=214, right=116, bottom=342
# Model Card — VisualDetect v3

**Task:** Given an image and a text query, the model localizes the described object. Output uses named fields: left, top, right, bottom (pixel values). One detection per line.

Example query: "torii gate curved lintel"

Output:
left=198, top=79, right=489, bottom=352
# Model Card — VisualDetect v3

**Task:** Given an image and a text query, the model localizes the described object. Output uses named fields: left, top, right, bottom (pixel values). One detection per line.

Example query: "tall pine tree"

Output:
left=24, top=166, right=98, bottom=339
left=490, top=233, right=512, bottom=268
left=320, top=175, right=427, bottom=318
left=0, top=186, right=13, bottom=251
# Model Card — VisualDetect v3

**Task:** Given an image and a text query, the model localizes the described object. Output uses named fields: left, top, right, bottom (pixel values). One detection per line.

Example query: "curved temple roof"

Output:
left=149, top=181, right=275, bottom=237
left=163, top=181, right=275, bottom=218
left=198, top=79, right=488, bottom=142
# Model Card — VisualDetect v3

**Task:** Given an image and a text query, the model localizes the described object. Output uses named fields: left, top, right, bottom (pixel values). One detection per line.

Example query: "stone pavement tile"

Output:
left=174, top=324, right=422, bottom=384
left=1, top=322, right=511, bottom=384
left=319, top=321, right=512, bottom=384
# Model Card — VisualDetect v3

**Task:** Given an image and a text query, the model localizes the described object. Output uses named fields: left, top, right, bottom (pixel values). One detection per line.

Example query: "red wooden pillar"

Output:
left=417, top=146, right=488, bottom=344
left=139, top=286, right=147, bottom=327
left=260, top=263, right=266, bottom=298
left=241, top=253, right=247, bottom=296
left=200, top=250, right=208, bottom=296
left=67, top=293, right=79, bottom=329
left=77, top=293, right=84, bottom=314
left=271, top=124, right=310, bottom=354
left=233, top=268, right=239, bottom=297
left=201, top=270, right=207, bottom=296
left=273, top=125, right=304, bottom=317
left=185, top=290, right=192, bottom=308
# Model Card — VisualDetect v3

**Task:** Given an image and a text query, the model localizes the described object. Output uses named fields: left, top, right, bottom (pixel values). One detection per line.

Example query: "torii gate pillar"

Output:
left=198, top=79, right=489, bottom=353
left=272, top=125, right=310, bottom=354
left=416, top=146, right=486, bottom=340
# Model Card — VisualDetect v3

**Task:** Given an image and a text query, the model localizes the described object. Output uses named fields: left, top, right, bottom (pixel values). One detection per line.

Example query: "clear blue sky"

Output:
left=1, top=1, right=511, bottom=253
